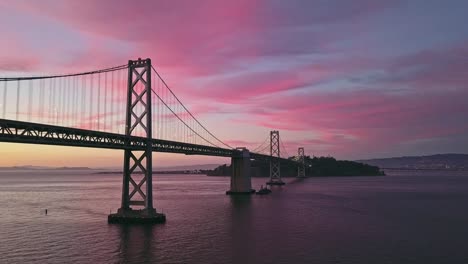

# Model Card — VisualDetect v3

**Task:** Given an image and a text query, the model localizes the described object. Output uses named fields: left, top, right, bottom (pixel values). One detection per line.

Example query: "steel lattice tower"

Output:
left=119, top=58, right=156, bottom=214
left=267, top=130, right=284, bottom=185
left=297, top=147, right=305, bottom=178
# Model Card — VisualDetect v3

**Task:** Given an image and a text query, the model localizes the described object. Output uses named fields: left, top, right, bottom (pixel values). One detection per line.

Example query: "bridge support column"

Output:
left=267, top=130, right=285, bottom=186
left=109, top=58, right=165, bottom=224
left=226, top=148, right=255, bottom=195
left=297, top=147, right=306, bottom=178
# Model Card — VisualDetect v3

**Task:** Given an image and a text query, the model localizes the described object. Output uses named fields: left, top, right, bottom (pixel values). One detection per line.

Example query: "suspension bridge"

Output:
left=0, top=58, right=307, bottom=223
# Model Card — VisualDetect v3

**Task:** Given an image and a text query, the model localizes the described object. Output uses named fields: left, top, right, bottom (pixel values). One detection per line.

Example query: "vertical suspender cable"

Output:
left=73, top=76, right=77, bottom=127
left=58, top=77, right=62, bottom=125
left=66, top=77, right=70, bottom=126
left=104, top=72, right=108, bottom=131
left=89, top=74, right=93, bottom=130
left=56, top=78, right=60, bottom=124
left=163, top=83, right=166, bottom=140
left=111, top=71, right=114, bottom=132
left=151, top=74, right=154, bottom=138
left=2, top=81, right=6, bottom=118
left=60, top=77, right=64, bottom=126
left=157, top=78, right=160, bottom=139
left=119, top=69, right=122, bottom=134
left=16, top=80, right=20, bottom=120
left=75, top=76, right=79, bottom=126
left=65, top=77, right=68, bottom=126
left=40, top=78, right=44, bottom=123
left=97, top=73, right=101, bottom=131
left=81, top=75, right=86, bottom=126
left=50, top=79, right=54, bottom=123
left=47, top=79, right=52, bottom=123
left=82, top=75, right=86, bottom=127
left=28, top=80, right=32, bottom=121
left=119, top=68, right=122, bottom=134
left=63, top=78, right=67, bottom=126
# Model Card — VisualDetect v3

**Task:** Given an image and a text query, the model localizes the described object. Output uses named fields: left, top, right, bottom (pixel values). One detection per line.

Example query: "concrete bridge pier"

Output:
left=226, top=148, right=255, bottom=195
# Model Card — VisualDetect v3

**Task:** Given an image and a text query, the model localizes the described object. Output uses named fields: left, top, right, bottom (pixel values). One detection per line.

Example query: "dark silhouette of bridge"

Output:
left=0, top=58, right=306, bottom=223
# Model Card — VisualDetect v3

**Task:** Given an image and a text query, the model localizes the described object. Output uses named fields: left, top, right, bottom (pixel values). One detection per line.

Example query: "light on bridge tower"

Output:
left=267, top=130, right=285, bottom=186
left=109, top=58, right=165, bottom=224
left=297, top=147, right=306, bottom=178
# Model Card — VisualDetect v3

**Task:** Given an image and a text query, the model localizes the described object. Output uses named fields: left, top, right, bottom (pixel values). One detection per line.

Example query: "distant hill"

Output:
left=0, top=164, right=220, bottom=171
left=358, top=154, right=468, bottom=170
left=0, top=165, right=92, bottom=170
left=207, top=156, right=383, bottom=177
left=54, top=167, right=92, bottom=170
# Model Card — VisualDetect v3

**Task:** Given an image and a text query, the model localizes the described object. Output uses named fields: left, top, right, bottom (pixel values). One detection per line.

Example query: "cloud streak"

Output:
left=0, top=0, right=467, bottom=161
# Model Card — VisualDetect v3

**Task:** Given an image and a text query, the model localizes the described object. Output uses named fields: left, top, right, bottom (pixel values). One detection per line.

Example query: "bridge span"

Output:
left=0, top=58, right=307, bottom=223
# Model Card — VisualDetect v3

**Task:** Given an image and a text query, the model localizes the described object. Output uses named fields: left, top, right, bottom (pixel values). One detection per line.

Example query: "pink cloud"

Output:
left=0, top=31, right=41, bottom=71
left=5, top=0, right=262, bottom=74
left=1, top=1, right=467, bottom=161
left=238, top=86, right=468, bottom=157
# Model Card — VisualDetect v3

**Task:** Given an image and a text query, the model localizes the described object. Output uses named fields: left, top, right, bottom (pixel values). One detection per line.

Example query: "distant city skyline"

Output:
left=1, top=0, right=467, bottom=166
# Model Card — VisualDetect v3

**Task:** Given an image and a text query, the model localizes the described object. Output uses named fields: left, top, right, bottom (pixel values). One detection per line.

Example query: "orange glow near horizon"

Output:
left=0, top=143, right=229, bottom=168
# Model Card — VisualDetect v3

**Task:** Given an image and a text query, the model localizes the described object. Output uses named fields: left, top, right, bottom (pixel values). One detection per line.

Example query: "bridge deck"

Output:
left=0, top=119, right=287, bottom=162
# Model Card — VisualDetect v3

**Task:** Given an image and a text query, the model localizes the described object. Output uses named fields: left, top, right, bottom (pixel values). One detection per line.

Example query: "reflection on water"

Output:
left=228, top=196, right=254, bottom=263
left=1, top=171, right=468, bottom=263
left=229, top=195, right=252, bottom=208
left=117, top=224, right=156, bottom=263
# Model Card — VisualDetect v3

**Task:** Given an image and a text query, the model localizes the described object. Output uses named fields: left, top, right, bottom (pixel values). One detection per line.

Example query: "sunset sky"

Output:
left=1, top=0, right=467, bottom=167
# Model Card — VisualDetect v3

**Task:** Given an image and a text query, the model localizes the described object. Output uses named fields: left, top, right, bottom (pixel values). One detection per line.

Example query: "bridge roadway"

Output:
left=0, top=119, right=290, bottom=163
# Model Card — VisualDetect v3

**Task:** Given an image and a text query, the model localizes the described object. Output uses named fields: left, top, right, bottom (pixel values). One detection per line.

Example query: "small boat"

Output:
left=256, top=185, right=272, bottom=195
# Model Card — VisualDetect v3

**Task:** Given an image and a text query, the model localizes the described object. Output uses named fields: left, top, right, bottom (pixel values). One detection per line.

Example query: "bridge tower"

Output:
left=109, top=58, right=165, bottom=224
left=267, top=130, right=285, bottom=186
left=297, top=147, right=306, bottom=178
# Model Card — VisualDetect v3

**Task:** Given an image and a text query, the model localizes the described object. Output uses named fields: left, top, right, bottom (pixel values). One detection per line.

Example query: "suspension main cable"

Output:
left=253, top=144, right=270, bottom=155
left=279, top=137, right=290, bottom=158
left=151, top=65, right=233, bottom=149
left=252, top=136, right=269, bottom=152
left=151, top=88, right=220, bottom=148
left=0, top=64, right=128, bottom=82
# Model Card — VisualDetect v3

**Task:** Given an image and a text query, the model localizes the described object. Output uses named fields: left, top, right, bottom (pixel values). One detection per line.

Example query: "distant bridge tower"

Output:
left=297, top=147, right=306, bottom=178
left=109, top=58, right=165, bottom=224
left=267, top=130, right=285, bottom=185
